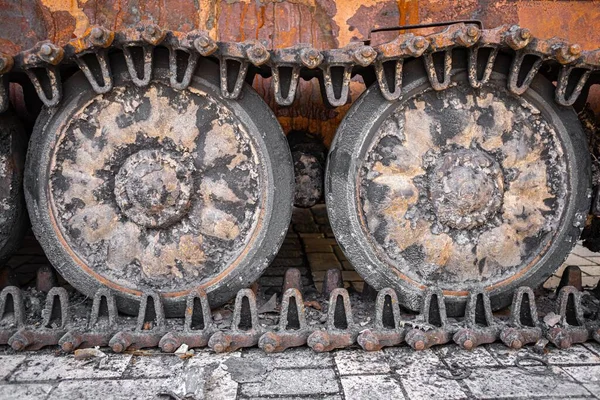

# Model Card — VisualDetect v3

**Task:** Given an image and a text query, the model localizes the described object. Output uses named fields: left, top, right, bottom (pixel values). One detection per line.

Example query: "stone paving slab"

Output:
left=9, top=353, right=133, bottom=382
left=0, top=383, right=54, bottom=400
left=1, top=344, right=600, bottom=399
left=340, top=374, right=406, bottom=400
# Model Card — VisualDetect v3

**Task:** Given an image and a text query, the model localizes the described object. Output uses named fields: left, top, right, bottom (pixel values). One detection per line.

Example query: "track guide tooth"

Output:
left=0, top=286, right=25, bottom=345
left=109, top=291, right=166, bottom=353
left=159, top=290, right=215, bottom=353
left=259, top=288, right=310, bottom=353
left=307, top=288, right=357, bottom=352
left=405, top=288, right=452, bottom=350
left=9, top=287, right=69, bottom=351
left=453, top=291, right=499, bottom=350
left=500, top=287, right=542, bottom=349
left=209, top=289, right=262, bottom=353
left=59, top=288, right=119, bottom=352
left=358, top=288, right=405, bottom=351
left=546, top=286, right=589, bottom=349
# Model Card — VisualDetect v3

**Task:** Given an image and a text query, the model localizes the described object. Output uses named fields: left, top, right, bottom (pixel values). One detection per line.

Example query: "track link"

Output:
left=0, top=22, right=598, bottom=113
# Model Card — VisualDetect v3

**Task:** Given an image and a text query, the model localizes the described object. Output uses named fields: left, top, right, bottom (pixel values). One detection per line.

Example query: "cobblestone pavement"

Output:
left=1, top=205, right=600, bottom=399
left=2, top=343, right=600, bottom=399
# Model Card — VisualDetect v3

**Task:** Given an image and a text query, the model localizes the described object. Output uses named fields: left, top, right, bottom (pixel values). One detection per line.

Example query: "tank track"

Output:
left=0, top=267, right=598, bottom=354
left=0, top=22, right=599, bottom=113
left=1, top=22, right=600, bottom=354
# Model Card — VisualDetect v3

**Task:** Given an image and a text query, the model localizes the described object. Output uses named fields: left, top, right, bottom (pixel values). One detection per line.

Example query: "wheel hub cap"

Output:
left=429, top=148, right=504, bottom=230
left=115, top=149, right=194, bottom=228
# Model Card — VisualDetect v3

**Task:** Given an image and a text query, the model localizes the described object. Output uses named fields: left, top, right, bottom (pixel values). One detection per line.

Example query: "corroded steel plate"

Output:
left=327, top=55, right=591, bottom=315
left=0, top=111, right=27, bottom=263
left=25, top=55, right=293, bottom=315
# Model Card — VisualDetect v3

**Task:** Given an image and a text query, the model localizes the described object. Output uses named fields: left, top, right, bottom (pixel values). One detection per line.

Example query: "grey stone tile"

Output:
left=487, top=343, right=600, bottom=366
left=389, top=347, right=466, bottom=399
left=341, top=374, right=405, bottom=400
left=463, top=366, right=590, bottom=399
left=436, top=346, right=499, bottom=368
left=334, top=349, right=391, bottom=375
left=240, top=368, right=339, bottom=397
left=0, top=383, right=54, bottom=400
left=583, top=342, right=600, bottom=356
left=184, top=350, right=240, bottom=399
left=562, top=365, right=600, bottom=397
left=204, top=363, right=239, bottom=400
left=248, top=397, right=342, bottom=400
left=243, top=347, right=333, bottom=369
left=0, top=356, right=26, bottom=380
left=47, top=378, right=165, bottom=400
left=9, top=354, right=132, bottom=381
left=565, top=254, right=596, bottom=266
left=572, top=244, right=599, bottom=258
left=124, top=355, right=185, bottom=378
left=384, top=346, right=442, bottom=369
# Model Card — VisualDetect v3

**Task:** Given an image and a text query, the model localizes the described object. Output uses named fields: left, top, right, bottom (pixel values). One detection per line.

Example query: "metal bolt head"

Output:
left=91, top=27, right=104, bottom=40
left=263, top=343, right=275, bottom=353
left=569, top=44, right=582, bottom=56
left=463, top=339, right=474, bottom=350
left=146, top=25, right=157, bottom=37
left=414, top=36, right=427, bottom=50
left=11, top=339, right=25, bottom=351
left=61, top=341, right=75, bottom=352
left=40, top=44, right=53, bottom=57
left=300, top=48, right=322, bottom=69
left=161, top=341, right=176, bottom=353
left=313, top=342, right=325, bottom=352
left=519, top=28, right=531, bottom=41
left=510, top=339, right=523, bottom=349
left=213, top=343, right=225, bottom=353
left=413, top=340, right=425, bottom=351
left=361, top=47, right=375, bottom=58
left=252, top=46, right=266, bottom=57
left=111, top=342, right=125, bottom=353
left=197, top=36, right=211, bottom=48
left=467, top=26, right=478, bottom=38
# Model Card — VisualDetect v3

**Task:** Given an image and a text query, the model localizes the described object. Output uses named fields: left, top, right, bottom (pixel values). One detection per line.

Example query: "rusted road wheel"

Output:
left=0, top=111, right=28, bottom=263
left=25, top=51, right=294, bottom=315
left=327, top=52, right=591, bottom=316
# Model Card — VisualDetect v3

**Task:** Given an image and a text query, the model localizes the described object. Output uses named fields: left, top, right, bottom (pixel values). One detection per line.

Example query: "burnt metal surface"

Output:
left=0, top=111, right=27, bottom=264
left=327, top=51, right=592, bottom=316
left=24, top=54, right=294, bottom=316
left=0, top=1, right=599, bottom=142
left=1, top=270, right=598, bottom=355
left=359, top=82, right=568, bottom=290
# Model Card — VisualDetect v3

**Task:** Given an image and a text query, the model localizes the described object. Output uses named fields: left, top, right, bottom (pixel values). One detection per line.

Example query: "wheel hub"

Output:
left=429, top=148, right=504, bottom=230
left=114, top=149, right=193, bottom=229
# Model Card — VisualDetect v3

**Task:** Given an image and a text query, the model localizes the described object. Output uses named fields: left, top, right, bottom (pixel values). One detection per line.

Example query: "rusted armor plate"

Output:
left=25, top=54, right=294, bottom=315
left=327, top=53, right=591, bottom=316
left=0, top=111, right=27, bottom=263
